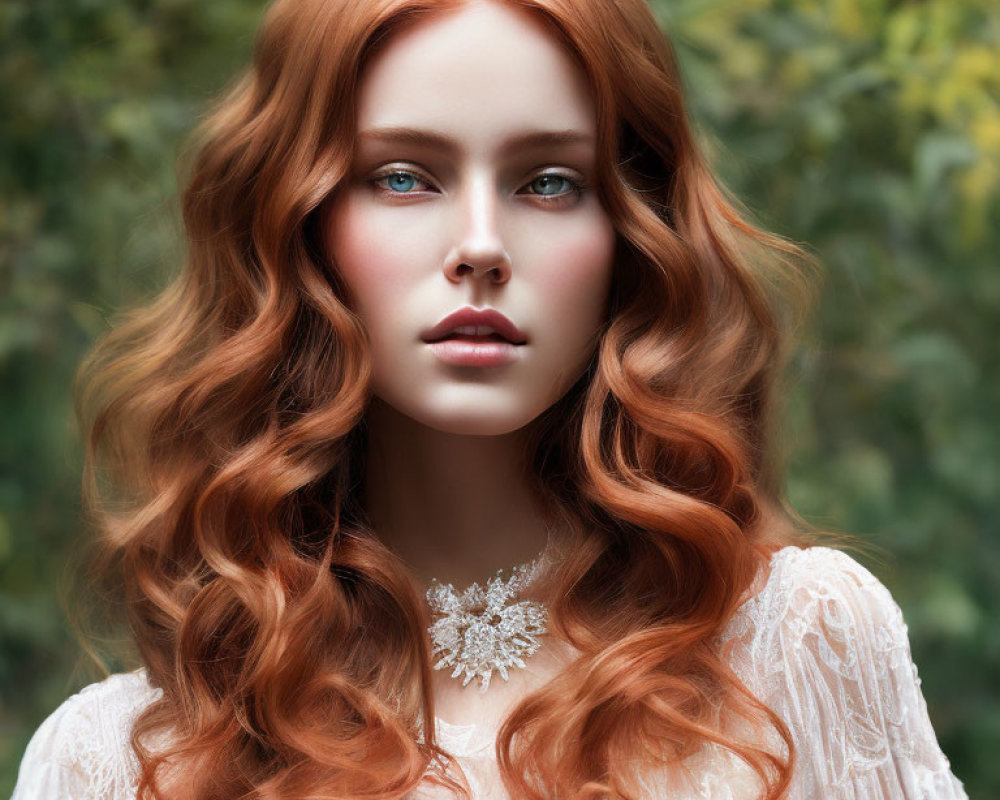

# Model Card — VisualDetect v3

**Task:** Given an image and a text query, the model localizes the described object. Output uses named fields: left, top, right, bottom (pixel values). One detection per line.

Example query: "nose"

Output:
left=442, top=177, right=511, bottom=284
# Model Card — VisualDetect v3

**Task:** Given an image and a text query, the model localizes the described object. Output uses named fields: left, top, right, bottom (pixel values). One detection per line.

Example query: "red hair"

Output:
left=74, top=0, right=820, bottom=796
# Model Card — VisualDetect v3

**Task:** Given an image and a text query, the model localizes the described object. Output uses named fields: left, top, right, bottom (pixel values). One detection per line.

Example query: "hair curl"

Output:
left=74, top=0, right=821, bottom=797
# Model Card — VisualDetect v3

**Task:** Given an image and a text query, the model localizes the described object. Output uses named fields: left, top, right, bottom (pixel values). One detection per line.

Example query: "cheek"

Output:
left=324, top=198, right=424, bottom=313
left=530, top=215, right=616, bottom=317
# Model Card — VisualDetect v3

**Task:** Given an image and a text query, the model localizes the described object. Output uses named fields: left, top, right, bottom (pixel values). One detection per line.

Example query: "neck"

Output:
left=360, top=397, right=552, bottom=593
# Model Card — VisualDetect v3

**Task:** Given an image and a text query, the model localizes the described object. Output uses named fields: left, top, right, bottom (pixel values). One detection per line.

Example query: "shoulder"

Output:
left=12, top=668, right=162, bottom=800
left=727, top=545, right=899, bottom=628
left=724, top=545, right=895, bottom=646
left=760, top=544, right=901, bottom=632
left=726, top=546, right=969, bottom=799
left=725, top=545, right=912, bottom=694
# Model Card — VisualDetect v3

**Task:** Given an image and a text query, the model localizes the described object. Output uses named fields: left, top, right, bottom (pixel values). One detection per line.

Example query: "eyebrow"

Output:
left=357, top=125, right=594, bottom=156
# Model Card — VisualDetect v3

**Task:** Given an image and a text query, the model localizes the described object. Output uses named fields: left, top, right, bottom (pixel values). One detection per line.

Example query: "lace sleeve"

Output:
left=749, top=547, right=968, bottom=800
left=11, top=670, right=162, bottom=800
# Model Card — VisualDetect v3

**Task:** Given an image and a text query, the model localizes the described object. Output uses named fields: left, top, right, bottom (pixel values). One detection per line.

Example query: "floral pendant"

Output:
left=426, top=559, right=547, bottom=693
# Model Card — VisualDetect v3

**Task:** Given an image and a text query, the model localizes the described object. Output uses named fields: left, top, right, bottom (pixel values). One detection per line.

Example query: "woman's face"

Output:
left=324, top=0, right=616, bottom=436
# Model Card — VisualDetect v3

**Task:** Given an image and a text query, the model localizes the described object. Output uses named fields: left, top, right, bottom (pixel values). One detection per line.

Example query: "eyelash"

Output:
left=368, top=166, right=586, bottom=205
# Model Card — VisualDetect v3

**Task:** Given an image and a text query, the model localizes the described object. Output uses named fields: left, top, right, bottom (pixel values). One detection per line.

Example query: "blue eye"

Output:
left=370, top=168, right=432, bottom=195
left=530, top=175, right=573, bottom=195
left=383, top=171, right=420, bottom=193
left=529, top=174, right=575, bottom=196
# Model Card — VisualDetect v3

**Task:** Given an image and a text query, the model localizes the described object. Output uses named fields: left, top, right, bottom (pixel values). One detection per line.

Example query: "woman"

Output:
left=12, top=0, right=968, bottom=798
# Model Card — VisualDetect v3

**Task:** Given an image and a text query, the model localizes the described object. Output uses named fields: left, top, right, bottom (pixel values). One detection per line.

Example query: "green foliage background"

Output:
left=1, top=0, right=996, bottom=794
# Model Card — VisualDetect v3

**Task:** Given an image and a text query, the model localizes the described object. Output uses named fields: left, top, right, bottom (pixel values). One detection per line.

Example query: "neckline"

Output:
left=130, top=546, right=799, bottom=758
left=432, top=714, right=496, bottom=757
left=429, top=545, right=800, bottom=741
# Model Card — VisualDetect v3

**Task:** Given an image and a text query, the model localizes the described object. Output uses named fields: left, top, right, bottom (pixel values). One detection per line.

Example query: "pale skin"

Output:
left=323, top=1, right=614, bottom=726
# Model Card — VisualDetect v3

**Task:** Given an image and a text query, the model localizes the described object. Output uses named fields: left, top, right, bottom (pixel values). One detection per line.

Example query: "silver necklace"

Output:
left=426, top=556, right=548, bottom=693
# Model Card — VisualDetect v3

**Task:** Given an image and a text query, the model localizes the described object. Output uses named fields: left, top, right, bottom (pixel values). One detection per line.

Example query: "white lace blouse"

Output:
left=12, top=546, right=969, bottom=799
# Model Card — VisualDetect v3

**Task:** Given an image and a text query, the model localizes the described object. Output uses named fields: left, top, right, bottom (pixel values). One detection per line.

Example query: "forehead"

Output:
left=355, top=1, right=596, bottom=151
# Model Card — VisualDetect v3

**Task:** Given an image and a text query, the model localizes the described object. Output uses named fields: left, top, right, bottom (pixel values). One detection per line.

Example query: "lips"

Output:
left=421, top=306, right=527, bottom=345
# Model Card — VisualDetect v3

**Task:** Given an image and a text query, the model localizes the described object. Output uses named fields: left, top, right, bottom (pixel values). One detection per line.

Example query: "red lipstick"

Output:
left=421, top=306, right=527, bottom=367
left=421, top=306, right=527, bottom=345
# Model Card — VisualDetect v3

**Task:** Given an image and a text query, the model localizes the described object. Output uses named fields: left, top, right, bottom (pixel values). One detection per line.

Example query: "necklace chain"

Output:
left=425, top=556, right=548, bottom=693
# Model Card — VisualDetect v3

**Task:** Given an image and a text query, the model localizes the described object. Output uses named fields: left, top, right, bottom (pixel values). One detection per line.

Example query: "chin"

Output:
left=406, top=405, right=540, bottom=437
left=373, top=388, right=551, bottom=437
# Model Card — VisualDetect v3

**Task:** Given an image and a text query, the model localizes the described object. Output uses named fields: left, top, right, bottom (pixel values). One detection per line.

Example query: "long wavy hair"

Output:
left=73, top=0, right=823, bottom=797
